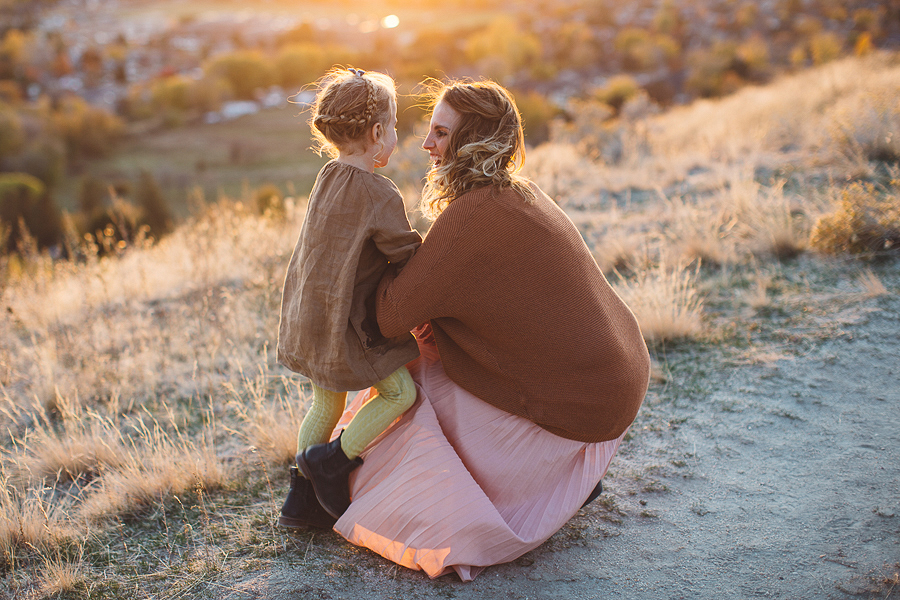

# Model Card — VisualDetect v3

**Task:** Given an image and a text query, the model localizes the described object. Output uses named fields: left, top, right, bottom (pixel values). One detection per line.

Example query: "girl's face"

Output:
left=373, top=105, right=398, bottom=168
left=423, top=99, right=461, bottom=167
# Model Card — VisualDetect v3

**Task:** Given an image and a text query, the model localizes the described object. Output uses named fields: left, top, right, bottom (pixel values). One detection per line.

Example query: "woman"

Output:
left=326, top=80, right=650, bottom=580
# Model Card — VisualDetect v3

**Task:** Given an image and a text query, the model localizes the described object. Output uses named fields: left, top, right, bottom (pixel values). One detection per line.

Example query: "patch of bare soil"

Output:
left=210, top=293, right=899, bottom=600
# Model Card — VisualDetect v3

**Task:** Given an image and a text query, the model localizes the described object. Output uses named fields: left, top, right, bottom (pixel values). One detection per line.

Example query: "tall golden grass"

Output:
left=0, top=52, right=897, bottom=596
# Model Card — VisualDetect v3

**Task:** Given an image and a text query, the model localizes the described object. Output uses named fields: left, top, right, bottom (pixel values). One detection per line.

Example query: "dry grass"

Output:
left=77, top=412, right=229, bottom=522
left=857, top=268, right=890, bottom=298
left=661, top=194, right=738, bottom=267
left=36, top=556, right=93, bottom=598
left=0, top=51, right=897, bottom=598
left=0, top=196, right=304, bottom=426
left=744, top=269, right=775, bottom=311
left=644, top=52, right=900, bottom=170
left=224, top=364, right=305, bottom=466
left=0, top=471, right=79, bottom=571
left=614, top=261, right=705, bottom=344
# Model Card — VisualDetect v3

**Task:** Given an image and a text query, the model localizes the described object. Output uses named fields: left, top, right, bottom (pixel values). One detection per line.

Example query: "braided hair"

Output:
left=309, top=68, right=396, bottom=159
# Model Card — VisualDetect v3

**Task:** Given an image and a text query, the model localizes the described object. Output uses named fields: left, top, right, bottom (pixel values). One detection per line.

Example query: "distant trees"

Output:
left=274, top=43, right=359, bottom=91
left=50, top=96, right=124, bottom=161
left=464, top=17, right=542, bottom=83
left=685, top=37, right=774, bottom=98
left=205, top=50, right=276, bottom=100
left=614, top=28, right=681, bottom=72
left=0, top=95, right=121, bottom=187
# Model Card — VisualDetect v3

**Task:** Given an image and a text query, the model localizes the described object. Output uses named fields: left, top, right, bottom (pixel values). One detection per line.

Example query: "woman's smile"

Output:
left=423, top=99, right=461, bottom=167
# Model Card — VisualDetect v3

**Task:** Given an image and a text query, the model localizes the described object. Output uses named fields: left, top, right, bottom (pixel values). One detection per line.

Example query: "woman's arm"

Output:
left=375, top=193, right=483, bottom=338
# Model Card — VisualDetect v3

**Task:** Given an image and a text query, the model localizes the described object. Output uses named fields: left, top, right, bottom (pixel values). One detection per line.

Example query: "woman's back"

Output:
left=377, top=183, right=650, bottom=443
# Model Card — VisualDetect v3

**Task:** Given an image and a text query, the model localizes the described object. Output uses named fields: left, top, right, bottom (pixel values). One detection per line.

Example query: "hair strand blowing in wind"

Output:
left=420, top=79, right=535, bottom=218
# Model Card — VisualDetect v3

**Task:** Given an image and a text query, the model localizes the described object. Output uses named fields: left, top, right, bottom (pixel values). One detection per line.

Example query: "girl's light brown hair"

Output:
left=420, top=79, right=535, bottom=217
left=309, top=67, right=397, bottom=159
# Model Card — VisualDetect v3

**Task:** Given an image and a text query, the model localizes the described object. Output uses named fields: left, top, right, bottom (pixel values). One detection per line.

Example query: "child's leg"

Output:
left=340, top=366, right=416, bottom=459
left=297, top=383, right=347, bottom=455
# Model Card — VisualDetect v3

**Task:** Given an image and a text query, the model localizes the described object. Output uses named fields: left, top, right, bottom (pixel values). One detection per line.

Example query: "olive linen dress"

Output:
left=277, top=160, right=422, bottom=392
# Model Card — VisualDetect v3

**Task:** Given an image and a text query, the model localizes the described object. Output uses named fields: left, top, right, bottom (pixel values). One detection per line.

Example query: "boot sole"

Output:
left=278, top=514, right=334, bottom=530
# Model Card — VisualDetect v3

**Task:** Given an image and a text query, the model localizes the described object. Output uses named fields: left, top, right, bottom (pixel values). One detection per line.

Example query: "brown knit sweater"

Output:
left=376, top=183, right=650, bottom=443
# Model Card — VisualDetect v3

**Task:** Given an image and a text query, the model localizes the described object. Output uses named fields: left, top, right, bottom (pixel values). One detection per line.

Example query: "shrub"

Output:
left=514, top=89, right=557, bottom=145
left=78, top=196, right=145, bottom=254
left=0, top=172, right=64, bottom=253
left=50, top=96, right=124, bottom=160
left=135, top=170, right=173, bottom=237
left=735, top=35, right=772, bottom=81
left=205, top=50, right=277, bottom=100
left=0, top=101, right=24, bottom=159
left=685, top=42, right=742, bottom=98
left=254, top=183, right=284, bottom=218
left=78, top=174, right=108, bottom=216
left=5, top=135, right=66, bottom=189
left=275, top=42, right=335, bottom=90
left=594, top=75, right=641, bottom=114
left=809, top=32, right=843, bottom=65
left=809, top=182, right=900, bottom=256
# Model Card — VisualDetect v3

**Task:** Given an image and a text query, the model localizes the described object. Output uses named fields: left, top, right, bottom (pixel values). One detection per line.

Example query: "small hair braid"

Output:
left=314, top=70, right=376, bottom=133
left=362, top=75, right=376, bottom=125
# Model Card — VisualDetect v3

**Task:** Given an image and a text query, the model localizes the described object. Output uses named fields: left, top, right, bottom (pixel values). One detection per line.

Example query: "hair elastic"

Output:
left=348, top=68, right=366, bottom=77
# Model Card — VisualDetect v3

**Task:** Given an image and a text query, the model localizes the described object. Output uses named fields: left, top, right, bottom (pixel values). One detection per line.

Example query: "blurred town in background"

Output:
left=0, top=0, right=897, bottom=255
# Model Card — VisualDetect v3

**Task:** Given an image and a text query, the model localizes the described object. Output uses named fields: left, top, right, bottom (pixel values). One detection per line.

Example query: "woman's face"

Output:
left=423, top=99, right=461, bottom=167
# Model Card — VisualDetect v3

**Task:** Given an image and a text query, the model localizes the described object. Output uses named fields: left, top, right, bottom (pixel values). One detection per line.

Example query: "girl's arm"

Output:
left=371, top=188, right=421, bottom=269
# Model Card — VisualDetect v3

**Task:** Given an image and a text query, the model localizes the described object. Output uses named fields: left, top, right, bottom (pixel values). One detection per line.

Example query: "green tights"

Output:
left=296, top=366, right=416, bottom=461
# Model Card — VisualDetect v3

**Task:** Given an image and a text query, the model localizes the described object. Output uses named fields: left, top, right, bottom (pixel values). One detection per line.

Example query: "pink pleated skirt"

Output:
left=330, top=338, right=626, bottom=581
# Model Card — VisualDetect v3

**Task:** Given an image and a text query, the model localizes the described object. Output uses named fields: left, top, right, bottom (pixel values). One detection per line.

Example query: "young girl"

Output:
left=276, top=68, right=421, bottom=527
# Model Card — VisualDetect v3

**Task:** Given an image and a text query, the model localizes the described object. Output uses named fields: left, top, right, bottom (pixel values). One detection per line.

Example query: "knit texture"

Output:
left=376, top=183, right=650, bottom=443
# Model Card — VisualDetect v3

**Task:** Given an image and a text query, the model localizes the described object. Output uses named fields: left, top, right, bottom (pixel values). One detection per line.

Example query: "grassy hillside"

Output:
left=1, top=53, right=898, bottom=599
left=54, top=106, right=330, bottom=217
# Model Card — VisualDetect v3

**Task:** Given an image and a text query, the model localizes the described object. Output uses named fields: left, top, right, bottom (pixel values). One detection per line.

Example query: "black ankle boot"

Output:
left=278, top=465, right=337, bottom=529
left=581, top=480, right=603, bottom=509
left=296, top=432, right=363, bottom=519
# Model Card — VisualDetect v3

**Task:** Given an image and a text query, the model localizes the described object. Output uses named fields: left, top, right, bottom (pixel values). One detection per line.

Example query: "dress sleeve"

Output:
left=370, top=181, right=422, bottom=269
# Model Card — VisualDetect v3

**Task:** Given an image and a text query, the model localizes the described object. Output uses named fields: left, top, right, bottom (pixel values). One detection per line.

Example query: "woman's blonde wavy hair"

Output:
left=308, top=67, right=397, bottom=159
left=420, top=79, right=535, bottom=218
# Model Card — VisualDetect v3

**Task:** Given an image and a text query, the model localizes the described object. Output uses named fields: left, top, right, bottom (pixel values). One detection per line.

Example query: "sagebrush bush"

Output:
left=809, top=182, right=900, bottom=255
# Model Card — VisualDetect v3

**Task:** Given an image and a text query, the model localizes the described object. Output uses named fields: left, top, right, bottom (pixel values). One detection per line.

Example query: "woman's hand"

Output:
left=412, top=322, right=435, bottom=345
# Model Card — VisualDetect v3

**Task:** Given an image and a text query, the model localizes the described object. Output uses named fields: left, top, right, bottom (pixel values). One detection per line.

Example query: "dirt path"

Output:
left=219, top=294, right=899, bottom=600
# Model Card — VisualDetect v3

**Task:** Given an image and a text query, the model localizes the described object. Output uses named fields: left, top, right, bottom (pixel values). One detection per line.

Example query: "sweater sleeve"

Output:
left=375, top=194, right=481, bottom=338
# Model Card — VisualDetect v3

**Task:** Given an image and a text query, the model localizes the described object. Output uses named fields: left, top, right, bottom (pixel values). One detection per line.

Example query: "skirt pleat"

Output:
left=330, top=339, right=625, bottom=581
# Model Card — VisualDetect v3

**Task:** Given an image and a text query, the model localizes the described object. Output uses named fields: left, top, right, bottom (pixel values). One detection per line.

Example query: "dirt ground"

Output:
left=210, top=292, right=899, bottom=600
